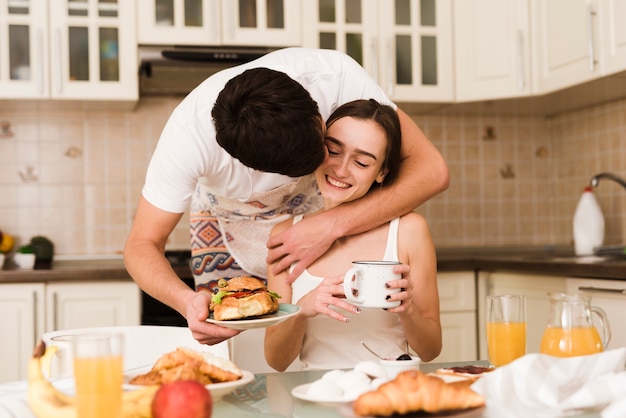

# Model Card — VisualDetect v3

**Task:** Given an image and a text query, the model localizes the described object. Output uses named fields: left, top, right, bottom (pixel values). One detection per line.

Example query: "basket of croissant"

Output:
left=352, top=370, right=486, bottom=417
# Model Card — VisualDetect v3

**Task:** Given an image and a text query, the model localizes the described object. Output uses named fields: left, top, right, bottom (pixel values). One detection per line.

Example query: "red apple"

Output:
left=152, top=380, right=213, bottom=418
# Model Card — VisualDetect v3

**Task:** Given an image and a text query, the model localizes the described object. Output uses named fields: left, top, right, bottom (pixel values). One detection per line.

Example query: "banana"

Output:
left=27, top=340, right=159, bottom=418
left=121, top=385, right=159, bottom=418
left=27, top=341, right=76, bottom=418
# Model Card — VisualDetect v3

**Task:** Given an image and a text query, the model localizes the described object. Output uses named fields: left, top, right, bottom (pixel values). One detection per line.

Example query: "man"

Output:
left=124, top=48, right=449, bottom=345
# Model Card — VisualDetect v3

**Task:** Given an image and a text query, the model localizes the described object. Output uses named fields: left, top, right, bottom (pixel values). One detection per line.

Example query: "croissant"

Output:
left=353, top=370, right=485, bottom=416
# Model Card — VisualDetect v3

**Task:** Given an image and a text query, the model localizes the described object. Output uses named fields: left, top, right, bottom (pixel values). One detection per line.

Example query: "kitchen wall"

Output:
left=0, top=96, right=625, bottom=255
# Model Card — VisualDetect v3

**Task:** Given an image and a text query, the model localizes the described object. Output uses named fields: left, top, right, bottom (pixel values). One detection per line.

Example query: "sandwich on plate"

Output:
left=209, top=276, right=281, bottom=321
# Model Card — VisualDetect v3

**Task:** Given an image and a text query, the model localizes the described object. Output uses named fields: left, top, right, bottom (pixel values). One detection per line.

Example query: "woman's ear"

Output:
left=375, top=169, right=387, bottom=184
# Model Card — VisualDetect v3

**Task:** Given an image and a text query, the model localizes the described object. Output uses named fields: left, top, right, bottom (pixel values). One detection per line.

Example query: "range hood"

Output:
left=138, top=46, right=277, bottom=96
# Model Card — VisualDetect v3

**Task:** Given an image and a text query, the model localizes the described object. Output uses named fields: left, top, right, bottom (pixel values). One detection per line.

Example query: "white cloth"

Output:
left=292, top=217, right=405, bottom=370
left=0, top=377, right=73, bottom=418
left=142, top=47, right=395, bottom=214
left=471, top=348, right=626, bottom=418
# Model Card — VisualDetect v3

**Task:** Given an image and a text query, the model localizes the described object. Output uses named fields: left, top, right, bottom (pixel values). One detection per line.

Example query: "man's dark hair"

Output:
left=325, top=99, right=403, bottom=188
left=212, top=68, right=325, bottom=177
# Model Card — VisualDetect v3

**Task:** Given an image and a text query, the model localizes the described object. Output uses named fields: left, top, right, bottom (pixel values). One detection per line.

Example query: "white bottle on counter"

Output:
left=573, top=186, right=605, bottom=256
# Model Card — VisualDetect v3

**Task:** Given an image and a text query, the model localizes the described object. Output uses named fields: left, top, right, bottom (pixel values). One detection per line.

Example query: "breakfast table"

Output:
left=0, top=359, right=609, bottom=418
left=212, top=361, right=600, bottom=418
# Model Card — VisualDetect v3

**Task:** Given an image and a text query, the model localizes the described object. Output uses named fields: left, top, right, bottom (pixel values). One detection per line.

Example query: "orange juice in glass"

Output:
left=487, top=321, right=526, bottom=366
left=486, top=295, right=527, bottom=367
left=72, top=334, right=124, bottom=418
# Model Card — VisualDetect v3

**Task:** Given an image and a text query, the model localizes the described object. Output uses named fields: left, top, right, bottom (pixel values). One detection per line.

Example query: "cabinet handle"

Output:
left=386, top=40, right=393, bottom=97
left=52, top=292, right=58, bottom=330
left=370, top=38, right=378, bottom=82
left=586, top=2, right=596, bottom=72
left=36, top=29, right=44, bottom=94
left=32, top=291, right=38, bottom=344
left=54, top=29, right=63, bottom=94
left=578, top=286, right=626, bottom=295
left=210, top=0, right=219, bottom=41
left=517, top=30, right=525, bottom=91
left=226, top=1, right=235, bottom=40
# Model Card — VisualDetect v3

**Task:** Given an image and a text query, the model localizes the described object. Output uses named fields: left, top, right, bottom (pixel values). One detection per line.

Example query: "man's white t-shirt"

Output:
left=142, top=47, right=396, bottom=214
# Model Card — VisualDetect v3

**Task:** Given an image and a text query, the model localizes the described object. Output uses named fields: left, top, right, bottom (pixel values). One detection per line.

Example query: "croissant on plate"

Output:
left=353, top=370, right=485, bottom=416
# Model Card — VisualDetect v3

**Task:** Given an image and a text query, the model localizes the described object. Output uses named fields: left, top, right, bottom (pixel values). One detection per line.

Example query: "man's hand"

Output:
left=186, top=290, right=241, bottom=345
left=266, top=212, right=338, bottom=282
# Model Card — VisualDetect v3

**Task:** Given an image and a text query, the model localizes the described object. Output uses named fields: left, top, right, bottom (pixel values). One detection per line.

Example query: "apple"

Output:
left=152, top=380, right=213, bottom=418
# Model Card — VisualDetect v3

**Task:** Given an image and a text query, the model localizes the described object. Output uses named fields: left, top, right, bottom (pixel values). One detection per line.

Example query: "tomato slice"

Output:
left=228, top=291, right=254, bottom=299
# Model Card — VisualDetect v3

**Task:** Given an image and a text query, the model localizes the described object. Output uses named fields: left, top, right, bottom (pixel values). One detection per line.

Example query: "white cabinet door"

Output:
left=48, top=0, right=138, bottom=100
left=0, top=1, right=49, bottom=98
left=531, top=0, right=601, bottom=94
left=601, top=0, right=626, bottom=76
left=378, top=0, right=453, bottom=102
left=566, top=278, right=626, bottom=351
left=436, top=312, right=477, bottom=363
left=301, top=0, right=378, bottom=78
left=429, top=272, right=477, bottom=363
left=221, top=0, right=301, bottom=46
left=0, top=283, right=45, bottom=383
left=138, top=0, right=301, bottom=47
left=0, top=0, right=137, bottom=100
left=454, top=0, right=532, bottom=101
left=302, top=0, right=454, bottom=102
left=137, top=0, right=221, bottom=45
left=45, top=281, right=140, bottom=331
left=478, top=271, right=567, bottom=359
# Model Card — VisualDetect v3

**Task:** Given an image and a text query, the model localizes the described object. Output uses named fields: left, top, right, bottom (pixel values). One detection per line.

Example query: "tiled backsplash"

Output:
left=1, top=97, right=625, bottom=255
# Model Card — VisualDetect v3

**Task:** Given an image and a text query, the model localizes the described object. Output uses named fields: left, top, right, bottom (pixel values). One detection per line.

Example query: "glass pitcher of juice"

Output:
left=540, top=292, right=611, bottom=357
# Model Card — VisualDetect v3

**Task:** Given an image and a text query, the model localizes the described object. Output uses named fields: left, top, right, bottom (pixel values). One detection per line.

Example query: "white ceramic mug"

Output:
left=343, top=261, right=401, bottom=308
left=46, top=334, right=76, bottom=378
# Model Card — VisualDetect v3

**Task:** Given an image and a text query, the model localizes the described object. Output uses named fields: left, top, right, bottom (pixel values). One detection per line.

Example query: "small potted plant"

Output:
left=30, top=235, right=54, bottom=269
left=14, top=244, right=36, bottom=269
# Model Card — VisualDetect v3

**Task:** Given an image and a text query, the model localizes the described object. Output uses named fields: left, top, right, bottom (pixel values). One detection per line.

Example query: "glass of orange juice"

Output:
left=72, top=333, right=124, bottom=418
left=486, top=294, right=526, bottom=367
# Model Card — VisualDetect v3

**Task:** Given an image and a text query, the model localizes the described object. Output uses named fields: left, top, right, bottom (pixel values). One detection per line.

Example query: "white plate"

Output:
left=291, top=383, right=356, bottom=406
left=124, top=369, right=255, bottom=401
left=205, top=303, right=301, bottom=330
left=204, top=370, right=255, bottom=400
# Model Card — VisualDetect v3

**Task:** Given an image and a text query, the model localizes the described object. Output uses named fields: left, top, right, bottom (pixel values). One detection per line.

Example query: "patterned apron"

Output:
left=190, top=174, right=322, bottom=292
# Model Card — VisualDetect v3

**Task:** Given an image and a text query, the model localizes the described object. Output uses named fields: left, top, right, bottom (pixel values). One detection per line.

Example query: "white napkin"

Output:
left=471, top=348, right=626, bottom=418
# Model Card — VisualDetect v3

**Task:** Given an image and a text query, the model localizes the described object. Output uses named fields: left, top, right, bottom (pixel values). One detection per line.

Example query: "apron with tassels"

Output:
left=189, top=174, right=322, bottom=293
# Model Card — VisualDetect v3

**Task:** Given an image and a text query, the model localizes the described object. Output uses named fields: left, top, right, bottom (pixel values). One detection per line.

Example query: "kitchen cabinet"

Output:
left=429, top=272, right=477, bottom=363
left=45, top=281, right=140, bottom=331
left=0, top=280, right=140, bottom=383
left=531, top=0, right=626, bottom=94
left=137, top=0, right=301, bottom=47
left=0, top=0, right=137, bottom=101
left=477, top=271, right=567, bottom=359
left=453, top=0, right=532, bottom=101
left=0, top=283, right=45, bottom=384
left=601, top=0, right=626, bottom=76
left=567, top=278, right=626, bottom=351
left=301, top=0, right=454, bottom=102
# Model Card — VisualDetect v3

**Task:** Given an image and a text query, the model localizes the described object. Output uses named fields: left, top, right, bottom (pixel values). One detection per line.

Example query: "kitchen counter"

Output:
left=0, top=256, right=191, bottom=284
left=1, top=246, right=626, bottom=284
left=437, top=246, right=626, bottom=280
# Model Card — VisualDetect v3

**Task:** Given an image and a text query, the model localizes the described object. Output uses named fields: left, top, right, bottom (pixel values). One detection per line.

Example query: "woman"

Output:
left=264, top=99, right=441, bottom=371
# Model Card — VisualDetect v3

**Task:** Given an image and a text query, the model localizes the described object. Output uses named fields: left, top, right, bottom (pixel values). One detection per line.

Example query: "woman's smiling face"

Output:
left=315, top=116, right=388, bottom=208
